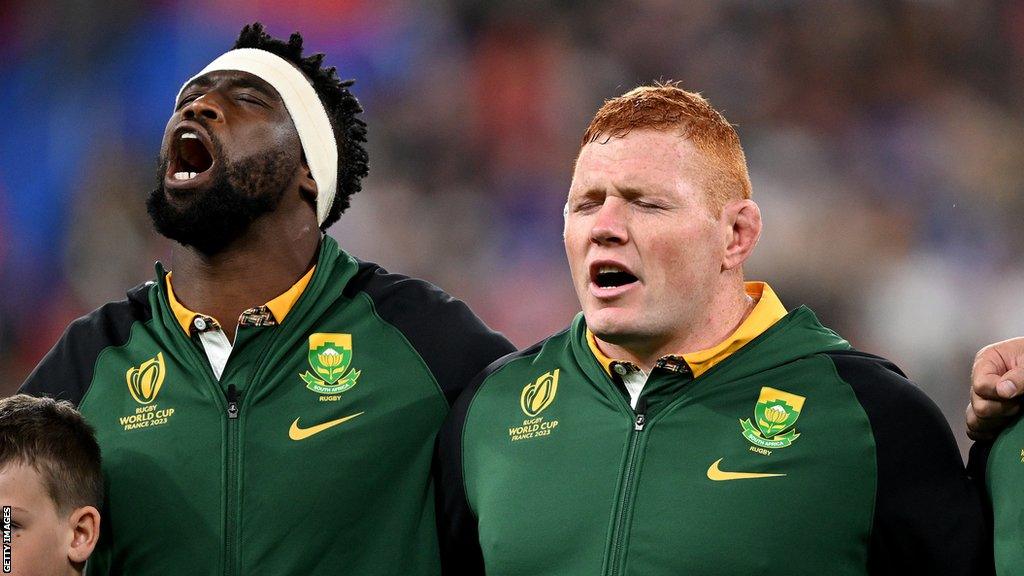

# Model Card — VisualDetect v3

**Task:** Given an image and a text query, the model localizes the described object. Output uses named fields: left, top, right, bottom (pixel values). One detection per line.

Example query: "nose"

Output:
left=181, top=94, right=223, bottom=122
left=590, top=198, right=628, bottom=245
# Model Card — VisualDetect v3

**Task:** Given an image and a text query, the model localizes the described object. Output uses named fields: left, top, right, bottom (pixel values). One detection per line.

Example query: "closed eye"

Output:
left=176, top=92, right=203, bottom=111
left=236, top=93, right=269, bottom=107
left=572, top=200, right=602, bottom=213
left=633, top=200, right=664, bottom=210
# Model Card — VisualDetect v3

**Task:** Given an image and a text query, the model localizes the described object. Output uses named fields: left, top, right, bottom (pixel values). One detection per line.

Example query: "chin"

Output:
left=161, top=185, right=210, bottom=210
left=583, top=307, right=636, bottom=339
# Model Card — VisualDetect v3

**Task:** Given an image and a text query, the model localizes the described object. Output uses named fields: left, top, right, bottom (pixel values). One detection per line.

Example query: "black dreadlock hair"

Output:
left=233, top=22, right=369, bottom=230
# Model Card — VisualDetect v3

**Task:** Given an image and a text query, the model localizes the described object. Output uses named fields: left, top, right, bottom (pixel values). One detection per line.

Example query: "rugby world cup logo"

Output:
left=520, top=369, right=559, bottom=417
left=126, top=352, right=166, bottom=405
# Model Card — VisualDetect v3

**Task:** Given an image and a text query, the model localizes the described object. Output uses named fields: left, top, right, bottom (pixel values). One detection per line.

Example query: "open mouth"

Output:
left=591, top=265, right=639, bottom=289
left=167, top=126, right=215, bottom=185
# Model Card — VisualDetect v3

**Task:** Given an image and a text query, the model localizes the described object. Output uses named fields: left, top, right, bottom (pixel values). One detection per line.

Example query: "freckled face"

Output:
left=564, top=129, right=725, bottom=346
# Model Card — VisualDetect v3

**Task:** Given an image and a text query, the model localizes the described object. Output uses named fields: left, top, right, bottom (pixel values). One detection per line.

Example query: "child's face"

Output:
left=0, top=463, right=76, bottom=576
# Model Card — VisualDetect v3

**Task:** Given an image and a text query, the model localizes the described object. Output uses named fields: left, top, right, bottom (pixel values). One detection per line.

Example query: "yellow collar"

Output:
left=165, top=266, right=316, bottom=335
left=587, top=281, right=787, bottom=378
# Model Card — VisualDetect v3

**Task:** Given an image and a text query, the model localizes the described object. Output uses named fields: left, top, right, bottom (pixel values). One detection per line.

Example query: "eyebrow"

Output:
left=614, top=186, right=648, bottom=200
left=229, top=76, right=280, bottom=99
left=568, top=186, right=605, bottom=202
left=572, top=185, right=656, bottom=201
left=180, top=76, right=213, bottom=96
left=179, top=75, right=280, bottom=101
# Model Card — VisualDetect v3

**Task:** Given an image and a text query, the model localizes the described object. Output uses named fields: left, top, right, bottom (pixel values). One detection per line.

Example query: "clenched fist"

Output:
left=967, top=337, right=1024, bottom=440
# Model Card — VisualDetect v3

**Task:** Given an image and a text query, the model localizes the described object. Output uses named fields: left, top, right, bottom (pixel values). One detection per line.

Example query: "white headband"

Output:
left=177, top=48, right=338, bottom=226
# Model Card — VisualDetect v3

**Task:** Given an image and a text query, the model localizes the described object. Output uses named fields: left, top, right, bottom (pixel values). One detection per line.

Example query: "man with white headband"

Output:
left=20, top=23, right=514, bottom=575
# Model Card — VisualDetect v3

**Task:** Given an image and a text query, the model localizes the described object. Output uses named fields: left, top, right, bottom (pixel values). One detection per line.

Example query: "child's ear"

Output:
left=66, top=505, right=100, bottom=565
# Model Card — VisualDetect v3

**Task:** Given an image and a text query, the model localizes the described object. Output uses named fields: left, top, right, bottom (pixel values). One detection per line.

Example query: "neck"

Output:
left=596, top=278, right=755, bottom=373
left=170, top=213, right=320, bottom=339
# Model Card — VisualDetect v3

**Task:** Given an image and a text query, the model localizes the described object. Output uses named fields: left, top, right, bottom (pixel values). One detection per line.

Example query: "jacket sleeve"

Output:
left=434, top=366, right=489, bottom=576
left=434, top=345, right=533, bottom=576
left=343, top=261, right=516, bottom=406
left=827, top=351, right=994, bottom=576
left=967, top=440, right=993, bottom=484
left=20, top=286, right=151, bottom=406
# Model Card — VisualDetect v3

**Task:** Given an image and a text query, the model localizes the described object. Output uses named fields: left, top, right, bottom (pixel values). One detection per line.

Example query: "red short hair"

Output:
left=581, top=82, right=752, bottom=213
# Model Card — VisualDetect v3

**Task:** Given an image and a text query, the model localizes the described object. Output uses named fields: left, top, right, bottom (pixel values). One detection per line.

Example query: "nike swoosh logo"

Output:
left=288, top=412, right=364, bottom=441
left=707, top=458, right=786, bottom=481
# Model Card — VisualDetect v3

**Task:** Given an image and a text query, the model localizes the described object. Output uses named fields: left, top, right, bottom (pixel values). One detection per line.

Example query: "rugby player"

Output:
left=966, top=337, right=1024, bottom=573
left=20, top=23, right=513, bottom=574
left=438, top=83, right=991, bottom=575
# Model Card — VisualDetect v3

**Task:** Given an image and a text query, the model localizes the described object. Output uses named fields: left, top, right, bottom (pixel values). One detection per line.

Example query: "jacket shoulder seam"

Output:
left=352, top=290, right=451, bottom=411
left=460, top=338, right=553, bottom=518
left=818, top=351, right=880, bottom=555
left=78, top=315, right=156, bottom=413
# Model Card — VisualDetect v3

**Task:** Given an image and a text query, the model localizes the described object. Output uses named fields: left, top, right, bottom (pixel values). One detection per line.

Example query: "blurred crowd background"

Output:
left=2, top=0, right=1023, bottom=456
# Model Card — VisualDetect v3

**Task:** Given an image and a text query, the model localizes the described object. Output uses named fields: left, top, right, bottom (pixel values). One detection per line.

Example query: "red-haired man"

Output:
left=437, top=83, right=990, bottom=575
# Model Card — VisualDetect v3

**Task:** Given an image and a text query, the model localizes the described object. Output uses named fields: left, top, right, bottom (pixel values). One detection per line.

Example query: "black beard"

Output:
left=147, top=139, right=295, bottom=256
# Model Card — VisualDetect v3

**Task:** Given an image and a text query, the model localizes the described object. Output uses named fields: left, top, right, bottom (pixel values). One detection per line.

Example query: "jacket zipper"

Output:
left=177, top=324, right=246, bottom=575
left=606, top=396, right=647, bottom=576
left=225, top=384, right=241, bottom=576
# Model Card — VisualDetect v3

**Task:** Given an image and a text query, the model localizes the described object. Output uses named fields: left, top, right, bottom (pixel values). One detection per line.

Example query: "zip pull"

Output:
left=227, top=384, right=239, bottom=419
left=634, top=396, right=647, bottom=431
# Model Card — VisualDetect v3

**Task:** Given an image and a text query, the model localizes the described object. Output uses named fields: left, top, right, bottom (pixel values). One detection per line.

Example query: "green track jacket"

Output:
left=438, top=307, right=990, bottom=575
left=20, top=236, right=514, bottom=575
left=971, top=419, right=1024, bottom=574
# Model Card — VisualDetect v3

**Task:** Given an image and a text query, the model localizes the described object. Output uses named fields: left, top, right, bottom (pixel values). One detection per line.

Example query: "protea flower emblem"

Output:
left=317, top=348, right=345, bottom=380
left=318, top=349, right=342, bottom=366
left=310, top=345, right=351, bottom=384
left=758, top=404, right=792, bottom=437
left=302, top=334, right=361, bottom=395
left=520, top=369, right=559, bottom=417
left=740, top=387, right=806, bottom=449
left=126, top=352, right=166, bottom=405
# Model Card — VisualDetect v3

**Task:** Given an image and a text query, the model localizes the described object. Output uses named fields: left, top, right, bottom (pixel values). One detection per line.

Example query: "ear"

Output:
left=66, top=506, right=101, bottom=565
left=720, top=199, right=762, bottom=271
left=298, top=155, right=318, bottom=203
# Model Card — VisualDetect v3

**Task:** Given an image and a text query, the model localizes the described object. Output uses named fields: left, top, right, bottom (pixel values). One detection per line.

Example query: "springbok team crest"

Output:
left=126, top=352, right=166, bottom=405
left=520, top=369, right=559, bottom=417
left=301, top=333, right=361, bottom=395
left=740, top=387, right=805, bottom=449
